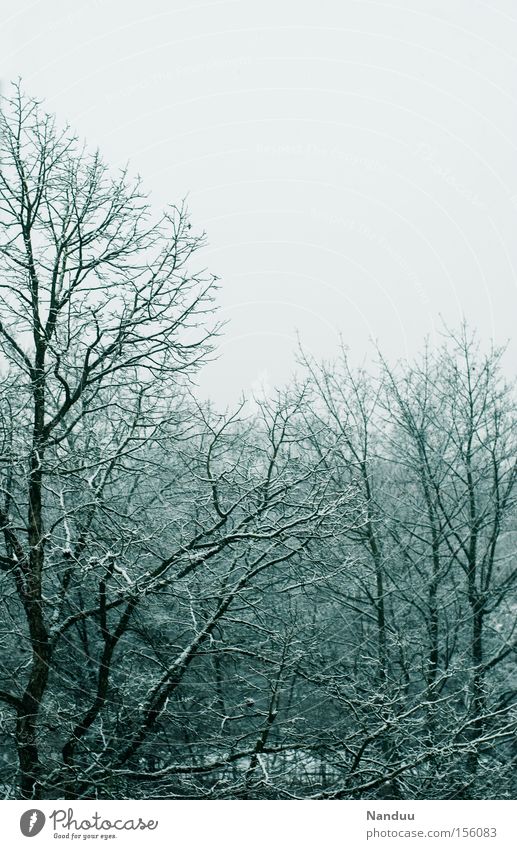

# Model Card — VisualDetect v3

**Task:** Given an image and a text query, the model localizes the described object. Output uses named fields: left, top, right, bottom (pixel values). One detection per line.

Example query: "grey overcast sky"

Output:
left=1, top=0, right=516, bottom=404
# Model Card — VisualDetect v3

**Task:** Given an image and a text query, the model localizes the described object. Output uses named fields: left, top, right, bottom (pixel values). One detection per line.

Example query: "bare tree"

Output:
left=381, top=329, right=517, bottom=794
left=0, top=84, right=218, bottom=798
left=299, top=332, right=517, bottom=800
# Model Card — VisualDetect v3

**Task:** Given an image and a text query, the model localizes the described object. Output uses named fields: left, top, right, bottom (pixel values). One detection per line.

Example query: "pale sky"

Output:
left=1, top=0, right=516, bottom=404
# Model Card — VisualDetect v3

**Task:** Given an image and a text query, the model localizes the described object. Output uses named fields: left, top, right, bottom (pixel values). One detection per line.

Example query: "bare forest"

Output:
left=0, top=87, right=515, bottom=801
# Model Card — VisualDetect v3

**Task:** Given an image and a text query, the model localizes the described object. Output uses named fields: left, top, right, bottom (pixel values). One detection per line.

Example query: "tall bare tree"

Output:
left=300, top=333, right=517, bottom=800
left=0, top=84, right=219, bottom=798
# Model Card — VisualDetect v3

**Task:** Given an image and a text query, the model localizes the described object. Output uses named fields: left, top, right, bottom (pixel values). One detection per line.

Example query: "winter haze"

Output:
left=1, top=0, right=516, bottom=404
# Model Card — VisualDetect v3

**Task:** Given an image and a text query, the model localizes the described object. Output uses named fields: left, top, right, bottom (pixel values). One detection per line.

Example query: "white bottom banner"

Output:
left=1, top=799, right=515, bottom=849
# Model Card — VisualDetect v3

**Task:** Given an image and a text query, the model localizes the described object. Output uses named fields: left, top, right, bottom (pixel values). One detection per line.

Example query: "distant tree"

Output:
left=301, top=332, right=517, bottom=800
left=381, top=330, right=517, bottom=796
